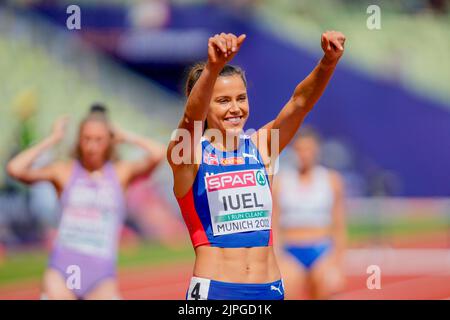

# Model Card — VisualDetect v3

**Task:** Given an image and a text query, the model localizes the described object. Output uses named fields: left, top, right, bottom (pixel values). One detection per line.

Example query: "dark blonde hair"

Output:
left=73, top=104, right=117, bottom=162
left=185, top=62, right=247, bottom=97
left=185, top=62, right=248, bottom=133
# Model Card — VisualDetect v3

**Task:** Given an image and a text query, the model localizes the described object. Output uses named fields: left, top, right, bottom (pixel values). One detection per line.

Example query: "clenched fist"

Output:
left=50, top=116, right=69, bottom=143
left=207, top=33, right=246, bottom=69
left=321, top=30, right=346, bottom=62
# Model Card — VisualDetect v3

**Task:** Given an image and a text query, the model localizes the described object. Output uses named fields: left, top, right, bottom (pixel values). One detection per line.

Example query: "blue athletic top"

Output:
left=176, top=135, right=273, bottom=248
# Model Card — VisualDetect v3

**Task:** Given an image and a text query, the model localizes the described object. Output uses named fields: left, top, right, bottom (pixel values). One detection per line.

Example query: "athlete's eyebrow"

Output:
left=214, top=95, right=231, bottom=101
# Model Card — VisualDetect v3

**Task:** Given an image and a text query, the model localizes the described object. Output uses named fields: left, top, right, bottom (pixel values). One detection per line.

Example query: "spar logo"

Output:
left=256, top=171, right=266, bottom=186
left=206, top=170, right=256, bottom=192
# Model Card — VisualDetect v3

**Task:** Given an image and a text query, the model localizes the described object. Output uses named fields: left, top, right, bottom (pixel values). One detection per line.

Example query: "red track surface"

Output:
left=1, top=233, right=449, bottom=300
left=2, top=262, right=450, bottom=300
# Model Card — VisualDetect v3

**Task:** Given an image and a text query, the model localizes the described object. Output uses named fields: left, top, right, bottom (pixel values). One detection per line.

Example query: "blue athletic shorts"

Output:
left=186, top=276, right=285, bottom=300
left=284, top=238, right=332, bottom=270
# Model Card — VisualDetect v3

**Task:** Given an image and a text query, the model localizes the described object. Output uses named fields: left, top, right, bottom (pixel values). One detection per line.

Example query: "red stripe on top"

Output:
left=176, top=188, right=210, bottom=248
left=268, top=229, right=273, bottom=246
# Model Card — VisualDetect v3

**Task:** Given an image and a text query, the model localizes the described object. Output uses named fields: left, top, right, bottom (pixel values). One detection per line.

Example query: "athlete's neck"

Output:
left=80, top=159, right=106, bottom=173
left=298, top=166, right=314, bottom=181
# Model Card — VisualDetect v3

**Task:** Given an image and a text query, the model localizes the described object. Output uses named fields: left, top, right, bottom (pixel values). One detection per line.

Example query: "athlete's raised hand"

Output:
left=112, top=125, right=131, bottom=145
left=7, top=115, right=69, bottom=184
left=208, top=33, right=246, bottom=68
left=50, top=116, right=69, bottom=143
left=321, top=30, right=346, bottom=62
left=264, top=30, right=346, bottom=157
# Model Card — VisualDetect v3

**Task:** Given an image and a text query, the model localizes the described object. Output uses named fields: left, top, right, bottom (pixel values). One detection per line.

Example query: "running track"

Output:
left=1, top=234, right=449, bottom=300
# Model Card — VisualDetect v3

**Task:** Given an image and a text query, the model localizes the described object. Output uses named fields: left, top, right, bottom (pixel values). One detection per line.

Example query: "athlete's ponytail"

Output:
left=90, top=103, right=108, bottom=115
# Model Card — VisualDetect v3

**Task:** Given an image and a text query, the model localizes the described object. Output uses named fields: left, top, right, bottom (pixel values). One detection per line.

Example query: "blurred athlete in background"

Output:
left=167, top=30, right=345, bottom=299
left=7, top=105, right=165, bottom=299
left=273, top=128, right=346, bottom=299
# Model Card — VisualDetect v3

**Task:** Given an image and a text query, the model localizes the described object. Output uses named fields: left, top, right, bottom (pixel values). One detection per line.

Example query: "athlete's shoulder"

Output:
left=111, top=160, right=128, bottom=177
left=50, top=160, right=76, bottom=191
left=315, top=165, right=334, bottom=176
left=276, top=166, right=296, bottom=178
left=53, top=159, right=75, bottom=174
left=325, top=168, right=344, bottom=191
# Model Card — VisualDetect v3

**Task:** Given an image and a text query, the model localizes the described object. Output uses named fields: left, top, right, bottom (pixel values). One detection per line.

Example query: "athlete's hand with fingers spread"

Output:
left=321, top=30, right=346, bottom=63
left=50, top=115, right=69, bottom=143
left=207, top=33, right=246, bottom=69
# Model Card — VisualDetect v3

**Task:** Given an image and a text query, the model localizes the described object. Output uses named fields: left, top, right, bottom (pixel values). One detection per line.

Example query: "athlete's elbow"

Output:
left=6, top=161, right=18, bottom=178
left=290, top=96, right=314, bottom=114
left=182, top=110, right=204, bottom=128
left=184, top=100, right=209, bottom=123
left=6, top=161, right=21, bottom=180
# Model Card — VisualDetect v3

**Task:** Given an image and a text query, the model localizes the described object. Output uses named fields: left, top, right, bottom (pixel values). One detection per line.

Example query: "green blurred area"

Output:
left=0, top=24, right=178, bottom=185
left=1, top=215, right=448, bottom=286
left=0, top=242, right=194, bottom=286
left=348, top=215, right=449, bottom=244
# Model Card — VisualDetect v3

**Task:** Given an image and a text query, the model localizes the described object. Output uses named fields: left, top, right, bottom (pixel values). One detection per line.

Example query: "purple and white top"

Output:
left=53, top=160, right=126, bottom=261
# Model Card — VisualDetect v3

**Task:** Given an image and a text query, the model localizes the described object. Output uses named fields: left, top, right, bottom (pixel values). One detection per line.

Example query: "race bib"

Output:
left=57, top=206, right=116, bottom=257
left=187, top=277, right=211, bottom=300
left=205, top=169, right=272, bottom=236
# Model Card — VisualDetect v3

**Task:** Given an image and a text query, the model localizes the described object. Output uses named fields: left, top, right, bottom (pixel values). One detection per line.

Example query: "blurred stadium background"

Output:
left=0, top=0, right=449, bottom=299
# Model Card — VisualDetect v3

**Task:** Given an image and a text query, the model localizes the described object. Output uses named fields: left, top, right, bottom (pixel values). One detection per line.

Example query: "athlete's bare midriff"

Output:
left=193, top=246, right=281, bottom=283
left=281, top=227, right=332, bottom=244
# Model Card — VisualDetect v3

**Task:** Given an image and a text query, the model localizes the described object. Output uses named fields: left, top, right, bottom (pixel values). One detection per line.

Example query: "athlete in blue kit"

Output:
left=167, top=31, right=346, bottom=300
left=273, top=128, right=346, bottom=299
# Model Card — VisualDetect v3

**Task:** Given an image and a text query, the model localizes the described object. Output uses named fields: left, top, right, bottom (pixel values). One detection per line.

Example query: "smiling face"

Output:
left=78, top=120, right=112, bottom=170
left=206, top=74, right=249, bottom=136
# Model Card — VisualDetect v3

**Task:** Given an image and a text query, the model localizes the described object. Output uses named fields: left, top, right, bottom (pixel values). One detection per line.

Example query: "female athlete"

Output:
left=7, top=105, right=165, bottom=299
left=167, top=31, right=345, bottom=300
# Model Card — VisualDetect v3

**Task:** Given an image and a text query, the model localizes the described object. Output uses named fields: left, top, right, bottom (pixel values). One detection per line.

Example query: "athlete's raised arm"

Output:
left=6, top=116, right=68, bottom=188
left=182, top=33, right=245, bottom=132
left=113, top=125, right=165, bottom=188
left=167, top=33, right=246, bottom=166
left=258, top=30, right=346, bottom=155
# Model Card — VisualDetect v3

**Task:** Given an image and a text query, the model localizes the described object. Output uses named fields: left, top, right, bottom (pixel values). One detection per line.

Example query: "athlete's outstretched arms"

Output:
left=6, top=116, right=68, bottom=187
left=259, top=30, right=346, bottom=154
left=113, top=126, right=165, bottom=186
